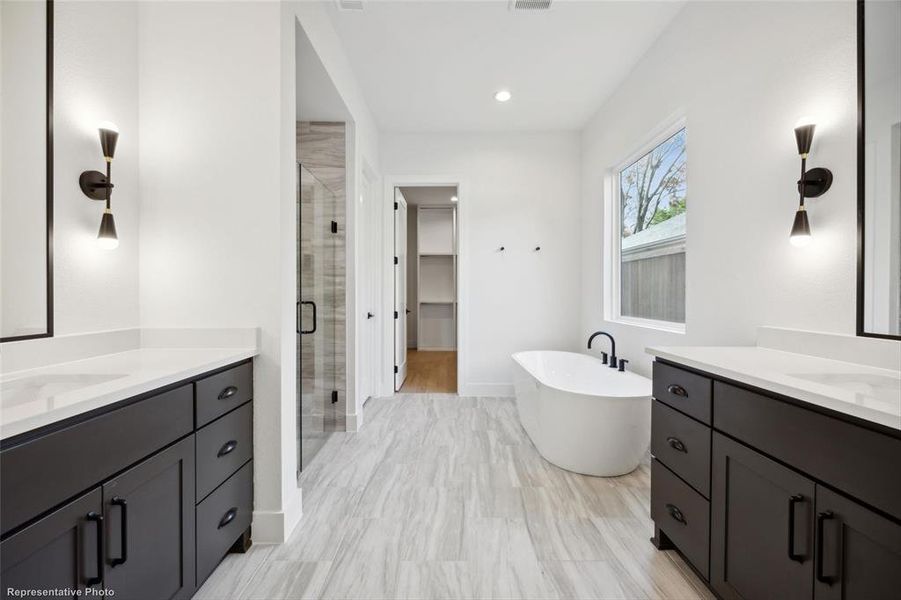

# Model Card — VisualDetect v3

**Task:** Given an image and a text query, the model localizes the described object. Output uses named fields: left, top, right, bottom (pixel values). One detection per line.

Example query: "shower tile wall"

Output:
left=298, top=121, right=346, bottom=471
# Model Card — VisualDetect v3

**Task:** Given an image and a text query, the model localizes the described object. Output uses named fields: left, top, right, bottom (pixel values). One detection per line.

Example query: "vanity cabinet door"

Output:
left=813, top=486, right=901, bottom=600
left=711, top=433, right=815, bottom=600
left=0, top=488, right=103, bottom=599
left=101, top=436, right=195, bottom=600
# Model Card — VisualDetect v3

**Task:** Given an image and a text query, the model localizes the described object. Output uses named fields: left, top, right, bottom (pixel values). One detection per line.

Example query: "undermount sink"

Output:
left=788, top=372, right=901, bottom=405
left=1, top=373, right=127, bottom=408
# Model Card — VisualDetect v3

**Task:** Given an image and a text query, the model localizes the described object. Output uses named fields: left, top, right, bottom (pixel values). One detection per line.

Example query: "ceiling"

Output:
left=296, top=21, right=351, bottom=122
left=399, top=186, right=458, bottom=206
left=326, top=1, right=684, bottom=132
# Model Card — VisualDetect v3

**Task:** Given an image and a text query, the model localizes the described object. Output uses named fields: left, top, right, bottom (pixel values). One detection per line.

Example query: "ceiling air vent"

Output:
left=509, top=0, right=552, bottom=10
left=336, top=0, right=364, bottom=11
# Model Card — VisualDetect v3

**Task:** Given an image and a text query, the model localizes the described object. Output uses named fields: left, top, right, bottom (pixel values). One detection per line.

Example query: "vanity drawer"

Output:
left=195, top=362, right=253, bottom=428
left=651, top=400, right=711, bottom=497
left=196, top=401, right=253, bottom=501
left=653, top=362, right=712, bottom=424
left=0, top=385, right=193, bottom=536
left=713, top=381, right=901, bottom=521
left=196, top=461, right=253, bottom=585
left=651, top=458, right=710, bottom=580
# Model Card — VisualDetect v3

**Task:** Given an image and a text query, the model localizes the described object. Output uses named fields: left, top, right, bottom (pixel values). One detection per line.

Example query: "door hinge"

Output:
left=394, top=365, right=398, bottom=374
left=331, top=390, right=338, bottom=404
left=394, top=201, right=398, bottom=210
left=394, top=256, right=398, bottom=265
left=330, top=220, right=338, bottom=234
left=394, top=311, right=398, bottom=319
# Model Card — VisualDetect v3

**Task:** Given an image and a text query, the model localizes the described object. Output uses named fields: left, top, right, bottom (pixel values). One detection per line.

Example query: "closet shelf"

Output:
left=419, top=299, right=455, bottom=305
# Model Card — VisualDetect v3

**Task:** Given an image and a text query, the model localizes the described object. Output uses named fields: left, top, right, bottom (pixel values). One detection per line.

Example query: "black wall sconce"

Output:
left=790, top=119, right=832, bottom=247
left=79, top=122, right=119, bottom=249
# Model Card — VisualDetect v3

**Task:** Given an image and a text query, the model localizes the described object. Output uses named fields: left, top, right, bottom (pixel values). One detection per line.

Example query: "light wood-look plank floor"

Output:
left=399, top=350, right=457, bottom=393
left=195, top=394, right=712, bottom=600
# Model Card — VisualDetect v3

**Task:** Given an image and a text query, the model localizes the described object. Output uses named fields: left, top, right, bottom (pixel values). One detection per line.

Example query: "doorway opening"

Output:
left=295, top=20, right=352, bottom=478
left=393, top=186, right=459, bottom=394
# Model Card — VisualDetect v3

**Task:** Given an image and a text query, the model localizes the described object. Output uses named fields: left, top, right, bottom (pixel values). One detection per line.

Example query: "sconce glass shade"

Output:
left=99, top=122, right=119, bottom=160
left=790, top=206, right=811, bottom=247
left=794, top=123, right=815, bottom=156
left=97, top=209, right=119, bottom=250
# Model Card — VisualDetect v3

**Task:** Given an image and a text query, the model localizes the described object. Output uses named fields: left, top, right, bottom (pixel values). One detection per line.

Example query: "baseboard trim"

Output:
left=251, top=510, right=286, bottom=544
left=252, top=489, right=303, bottom=544
left=459, top=382, right=514, bottom=397
left=346, top=411, right=361, bottom=432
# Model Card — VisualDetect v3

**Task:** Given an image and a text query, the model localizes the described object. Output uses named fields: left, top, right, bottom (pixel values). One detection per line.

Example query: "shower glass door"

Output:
left=297, top=164, right=338, bottom=474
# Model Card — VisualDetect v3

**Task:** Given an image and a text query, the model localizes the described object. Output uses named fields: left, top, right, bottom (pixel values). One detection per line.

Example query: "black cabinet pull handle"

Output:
left=665, top=503, right=686, bottom=525
left=667, top=384, right=688, bottom=397
left=85, top=512, right=104, bottom=586
left=666, top=437, right=686, bottom=453
left=217, top=440, right=238, bottom=457
left=110, top=497, right=128, bottom=567
left=218, top=507, right=238, bottom=529
left=218, top=386, right=238, bottom=400
left=788, top=494, right=805, bottom=563
left=300, top=300, right=317, bottom=334
left=816, top=511, right=836, bottom=585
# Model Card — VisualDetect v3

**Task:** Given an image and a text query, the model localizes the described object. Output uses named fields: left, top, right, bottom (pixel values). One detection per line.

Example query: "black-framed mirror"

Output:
left=858, top=0, right=901, bottom=340
left=0, top=0, right=53, bottom=342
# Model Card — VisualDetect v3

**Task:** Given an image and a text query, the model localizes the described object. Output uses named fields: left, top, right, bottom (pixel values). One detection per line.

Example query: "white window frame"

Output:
left=604, top=117, right=687, bottom=334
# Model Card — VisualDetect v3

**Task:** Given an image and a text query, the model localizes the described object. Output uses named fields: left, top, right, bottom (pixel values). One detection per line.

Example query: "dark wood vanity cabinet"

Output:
left=814, top=486, right=901, bottom=600
left=102, top=436, right=196, bottom=600
left=710, top=432, right=815, bottom=600
left=651, top=359, right=901, bottom=600
left=0, top=489, right=103, bottom=599
left=0, top=360, right=254, bottom=599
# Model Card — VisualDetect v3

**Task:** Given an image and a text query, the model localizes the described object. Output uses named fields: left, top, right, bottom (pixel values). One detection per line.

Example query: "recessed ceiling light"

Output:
left=494, top=90, right=512, bottom=103
left=450, top=196, right=458, bottom=203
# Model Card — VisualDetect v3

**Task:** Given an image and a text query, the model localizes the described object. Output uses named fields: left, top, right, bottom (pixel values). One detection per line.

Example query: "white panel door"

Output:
left=394, top=189, right=408, bottom=390
left=359, top=172, right=378, bottom=407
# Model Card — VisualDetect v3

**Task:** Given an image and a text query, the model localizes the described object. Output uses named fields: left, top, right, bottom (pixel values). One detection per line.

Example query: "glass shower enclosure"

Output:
left=297, top=164, right=340, bottom=474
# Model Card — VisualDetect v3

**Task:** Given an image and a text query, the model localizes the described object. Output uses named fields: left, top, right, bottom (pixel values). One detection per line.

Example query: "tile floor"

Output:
left=196, top=394, right=712, bottom=599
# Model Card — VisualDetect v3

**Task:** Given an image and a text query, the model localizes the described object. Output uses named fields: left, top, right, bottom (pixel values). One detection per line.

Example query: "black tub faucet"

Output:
left=587, top=331, right=618, bottom=368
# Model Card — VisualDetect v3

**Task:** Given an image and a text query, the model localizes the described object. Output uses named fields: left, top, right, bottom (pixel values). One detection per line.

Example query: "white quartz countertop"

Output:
left=647, top=345, right=901, bottom=432
left=0, top=346, right=258, bottom=441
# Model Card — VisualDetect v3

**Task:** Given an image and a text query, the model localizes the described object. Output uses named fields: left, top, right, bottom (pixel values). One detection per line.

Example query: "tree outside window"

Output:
left=618, top=128, right=687, bottom=325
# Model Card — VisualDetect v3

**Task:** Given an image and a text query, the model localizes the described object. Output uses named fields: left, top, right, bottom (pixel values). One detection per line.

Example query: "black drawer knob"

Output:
left=218, top=507, right=238, bottom=529
left=217, top=440, right=238, bottom=457
left=667, top=384, right=688, bottom=397
left=218, top=386, right=238, bottom=400
left=666, top=437, right=686, bottom=453
left=666, top=503, right=686, bottom=524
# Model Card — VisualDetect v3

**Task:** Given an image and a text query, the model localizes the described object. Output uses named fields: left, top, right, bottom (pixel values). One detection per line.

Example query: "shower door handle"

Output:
left=299, top=301, right=317, bottom=335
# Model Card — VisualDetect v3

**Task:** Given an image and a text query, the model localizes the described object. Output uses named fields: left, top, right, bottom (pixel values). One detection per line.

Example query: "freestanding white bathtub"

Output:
left=512, top=350, right=652, bottom=476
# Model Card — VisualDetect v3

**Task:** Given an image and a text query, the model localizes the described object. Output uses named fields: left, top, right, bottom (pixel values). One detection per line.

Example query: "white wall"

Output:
left=381, top=133, right=582, bottom=395
left=137, top=0, right=381, bottom=542
left=53, top=0, right=141, bottom=335
left=580, top=1, right=857, bottom=377
left=136, top=0, right=293, bottom=542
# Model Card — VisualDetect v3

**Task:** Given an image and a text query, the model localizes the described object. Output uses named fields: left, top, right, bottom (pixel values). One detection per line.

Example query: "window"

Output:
left=613, top=127, right=686, bottom=328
